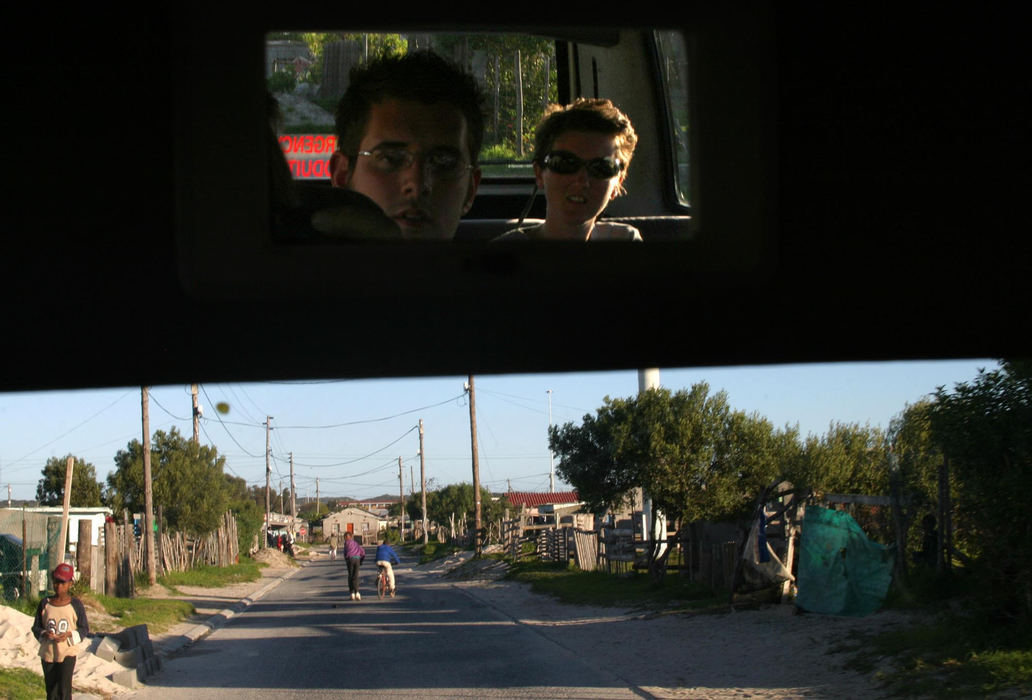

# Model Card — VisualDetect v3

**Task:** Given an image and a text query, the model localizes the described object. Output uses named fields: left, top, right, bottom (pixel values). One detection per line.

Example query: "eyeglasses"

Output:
left=355, top=146, right=474, bottom=181
left=541, top=150, right=623, bottom=179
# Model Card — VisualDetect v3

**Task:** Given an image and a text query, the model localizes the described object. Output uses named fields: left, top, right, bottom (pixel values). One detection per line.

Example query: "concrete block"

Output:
left=109, top=668, right=140, bottom=689
left=114, top=646, right=142, bottom=668
left=95, top=635, right=122, bottom=662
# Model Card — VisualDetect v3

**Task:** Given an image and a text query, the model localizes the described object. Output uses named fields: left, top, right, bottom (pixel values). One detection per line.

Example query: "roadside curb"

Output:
left=154, top=561, right=307, bottom=659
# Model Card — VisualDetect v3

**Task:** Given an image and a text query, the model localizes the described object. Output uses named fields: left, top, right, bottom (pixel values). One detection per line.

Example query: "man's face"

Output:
left=330, top=98, right=481, bottom=240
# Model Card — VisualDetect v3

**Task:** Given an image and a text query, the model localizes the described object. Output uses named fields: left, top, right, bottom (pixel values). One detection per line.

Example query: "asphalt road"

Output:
left=125, top=550, right=646, bottom=699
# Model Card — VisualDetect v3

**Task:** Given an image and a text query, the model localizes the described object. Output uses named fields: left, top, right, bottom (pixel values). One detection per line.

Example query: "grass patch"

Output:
left=0, top=666, right=44, bottom=700
left=87, top=593, right=196, bottom=634
left=844, top=613, right=1032, bottom=697
left=408, top=541, right=467, bottom=564
left=505, top=560, right=724, bottom=612
left=156, top=556, right=264, bottom=590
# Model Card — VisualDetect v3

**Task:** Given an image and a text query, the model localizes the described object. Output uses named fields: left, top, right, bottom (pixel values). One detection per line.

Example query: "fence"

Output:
left=0, top=509, right=62, bottom=600
left=2, top=508, right=240, bottom=600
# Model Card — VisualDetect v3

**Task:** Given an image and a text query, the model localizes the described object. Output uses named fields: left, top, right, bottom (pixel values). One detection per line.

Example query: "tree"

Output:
left=107, top=428, right=231, bottom=537
left=787, top=422, right=891, bottom=497
left=424, top=482, right=503, bottom=530
left=35, top=455, right=103, bottom=507
left=929, top=359, right=1032, bottom=621
left=551, top=384, right=792, bottom=580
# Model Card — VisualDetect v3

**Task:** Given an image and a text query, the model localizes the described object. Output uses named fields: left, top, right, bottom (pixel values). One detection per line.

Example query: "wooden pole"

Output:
left=467, top=375, right=482, bottom=556
left=104, top=519, right=117, bottom=596
left=419, top=419, right=428, bottom=546
left=76, top=519, right=92, bottom=590
left=142, top=387, right=157, bottom=586
left=398, top=457, right=405, bottom=542
left=265, top=416, right=272, bottom=549
left=191, top=383, right=200, bottom=444
left=57, top=456, right=74, bottom=567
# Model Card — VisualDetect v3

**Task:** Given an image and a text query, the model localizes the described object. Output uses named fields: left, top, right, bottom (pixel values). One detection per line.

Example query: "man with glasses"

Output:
left=496, top=98, right=641, bottom=241
left=329, top=51, right=485, bottom=240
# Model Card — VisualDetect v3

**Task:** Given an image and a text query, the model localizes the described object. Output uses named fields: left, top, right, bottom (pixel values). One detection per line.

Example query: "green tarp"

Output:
left=796, top=505, right=895, bottom=617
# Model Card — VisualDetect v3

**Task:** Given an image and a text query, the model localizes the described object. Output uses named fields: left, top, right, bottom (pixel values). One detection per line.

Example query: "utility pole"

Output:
left=142, top=387, right=156, bottom=585
left=191, top=383, right=200, bottom=444
left=547, top=389, right=554, bottom=492
left=419, top=419, right=427, bottom=545
left=265, top=416, right=273, bottom=548
left=467, top=375, right=482, bottom=557
left=289, top=452, right=296, bottom=524
left=398, top=457, right=405, bottom=542
left=57, top=456, right=74, bottom=568
left=316, top=477, right=320, bottom=519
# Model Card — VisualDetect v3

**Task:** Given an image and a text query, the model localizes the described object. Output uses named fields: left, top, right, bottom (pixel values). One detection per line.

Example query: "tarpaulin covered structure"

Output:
left=796, top=505, right=895, bottom=617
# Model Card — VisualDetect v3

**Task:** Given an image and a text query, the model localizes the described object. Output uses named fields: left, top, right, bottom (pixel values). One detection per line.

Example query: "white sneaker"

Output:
left=350, top=592, right=355, bottom=600
left=356, top=592, right=361, bottom=600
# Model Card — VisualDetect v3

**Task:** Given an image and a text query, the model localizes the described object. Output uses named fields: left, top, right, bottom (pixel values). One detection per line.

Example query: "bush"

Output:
left=267, top=70, right=296, bottom=94
left=480, top=143, right=519, bottom=161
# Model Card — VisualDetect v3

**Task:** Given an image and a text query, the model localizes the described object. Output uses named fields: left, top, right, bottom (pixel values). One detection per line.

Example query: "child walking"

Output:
left=32, top=563, right=89, bottom=700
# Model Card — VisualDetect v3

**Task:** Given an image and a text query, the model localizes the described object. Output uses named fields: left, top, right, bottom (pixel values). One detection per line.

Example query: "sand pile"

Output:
left=0, top=605, right=130, bottom=696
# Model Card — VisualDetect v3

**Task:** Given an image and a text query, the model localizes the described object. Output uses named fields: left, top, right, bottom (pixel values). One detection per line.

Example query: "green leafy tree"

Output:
left=787, top=422, right=891, bottom=497
left=551, top=384, right=793, bottom=579
left=929, top=359, right=1032, bottom=621
left=35, top=455, right=103, bottom=507
left=887, top=399, right=952, bottom=564
left=425, top=482, right=503, bottom=528
left=106, top=428, right=231, bottom=537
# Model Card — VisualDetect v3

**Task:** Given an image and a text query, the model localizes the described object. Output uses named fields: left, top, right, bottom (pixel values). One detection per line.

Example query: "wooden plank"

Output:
left=822, top=493, right=892, bottom=506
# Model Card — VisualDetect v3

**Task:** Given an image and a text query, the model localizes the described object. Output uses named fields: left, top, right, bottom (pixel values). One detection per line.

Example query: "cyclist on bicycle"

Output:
left=375, top=541, right=401, bottom=597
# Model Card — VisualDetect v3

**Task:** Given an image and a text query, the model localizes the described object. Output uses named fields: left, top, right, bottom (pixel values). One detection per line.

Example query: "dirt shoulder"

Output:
left=423, top=551, right=916, bottom=699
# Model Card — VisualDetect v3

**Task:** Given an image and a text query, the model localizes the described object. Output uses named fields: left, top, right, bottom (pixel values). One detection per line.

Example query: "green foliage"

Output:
left=298, top=501, right=329, bottom=522
left=35, top=455, right=103, bottom=506
left=551, top=384, right=791, bottom=525
left=928, top=359, right=1032, bottom=621
left=844, top=611, right=1032, bottom=697
left=0, top=666, right=45, bottom=699
left=158, top=556, right=264, bottom=588
left=424, top=482, right=504, bottom=526
left=480, top=143, right=520, bottom=161
left=266, top=69, right=296, bottom=94
left=788, top=422, right=890, bottom=496
left=230, top=499, right=264, bottom=555
left=505, top=560, right=723, bottom=611
left=106, top=428, right=231, bottom=537
left=91, top=593, right=196, bottom=634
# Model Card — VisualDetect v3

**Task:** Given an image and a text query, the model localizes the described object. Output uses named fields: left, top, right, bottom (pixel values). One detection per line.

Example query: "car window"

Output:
left=266, top=32, right=559, bottom=181
left=654, top=30, right=691, bottom=207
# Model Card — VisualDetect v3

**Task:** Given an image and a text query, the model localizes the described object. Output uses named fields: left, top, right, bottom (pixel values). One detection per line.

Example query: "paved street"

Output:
left=127, top=551, right=644, bottom=698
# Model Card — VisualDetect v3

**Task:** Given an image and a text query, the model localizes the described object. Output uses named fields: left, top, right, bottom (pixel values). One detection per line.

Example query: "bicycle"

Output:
left=377, top=565, right=395, bottom=599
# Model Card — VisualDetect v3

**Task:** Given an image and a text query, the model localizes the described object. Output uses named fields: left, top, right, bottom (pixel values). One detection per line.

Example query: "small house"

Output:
left=322, top=506, right=383, bottom=545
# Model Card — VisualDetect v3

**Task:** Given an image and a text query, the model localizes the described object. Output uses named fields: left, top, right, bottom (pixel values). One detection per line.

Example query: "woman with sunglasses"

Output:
left=496, top=98, right=640, bottom=241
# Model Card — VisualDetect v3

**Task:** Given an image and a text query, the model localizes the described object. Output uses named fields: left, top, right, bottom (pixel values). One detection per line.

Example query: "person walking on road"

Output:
left=342, top=532, right=365, bottom=600
left=328, top=533, right=339, bottom=560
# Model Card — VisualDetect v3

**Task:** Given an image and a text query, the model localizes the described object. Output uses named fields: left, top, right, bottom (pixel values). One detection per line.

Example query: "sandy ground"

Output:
left=421, top=550, right=916, bottom=700
left=2, top=547, right=918, bottom=699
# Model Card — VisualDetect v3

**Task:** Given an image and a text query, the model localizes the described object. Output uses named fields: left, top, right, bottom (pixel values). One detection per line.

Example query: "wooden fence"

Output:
left=100, top=510, right=240, bottom=597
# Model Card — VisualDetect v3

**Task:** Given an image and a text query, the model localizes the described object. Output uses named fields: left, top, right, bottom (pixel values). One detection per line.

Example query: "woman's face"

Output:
left=535, top=131, right=625, bottom=232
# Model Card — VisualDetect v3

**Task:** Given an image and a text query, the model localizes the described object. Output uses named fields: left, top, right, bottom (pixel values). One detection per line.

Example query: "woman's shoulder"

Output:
left=492, top=224, right=543, bottom=242
left=591, top=221, right=643, bottom=241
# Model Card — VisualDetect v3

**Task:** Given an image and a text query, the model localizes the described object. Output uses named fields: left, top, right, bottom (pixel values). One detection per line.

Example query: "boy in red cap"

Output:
left=32, top=562, right=89, bottom=699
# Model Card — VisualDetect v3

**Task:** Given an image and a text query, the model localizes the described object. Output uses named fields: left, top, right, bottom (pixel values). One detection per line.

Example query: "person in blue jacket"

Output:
left=375, top=541, right=401, bottom=596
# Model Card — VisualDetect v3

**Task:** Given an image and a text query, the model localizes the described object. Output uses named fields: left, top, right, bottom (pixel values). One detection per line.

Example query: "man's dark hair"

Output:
left=334, top=50, right=486, bottom=165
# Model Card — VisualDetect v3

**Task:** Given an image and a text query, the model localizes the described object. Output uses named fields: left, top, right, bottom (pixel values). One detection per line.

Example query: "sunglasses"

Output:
left=541, top=150, right=623, bottom=179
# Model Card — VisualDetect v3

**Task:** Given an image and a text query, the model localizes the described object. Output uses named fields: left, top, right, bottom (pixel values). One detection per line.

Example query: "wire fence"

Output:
left=0, top=508, right=62, bottom=600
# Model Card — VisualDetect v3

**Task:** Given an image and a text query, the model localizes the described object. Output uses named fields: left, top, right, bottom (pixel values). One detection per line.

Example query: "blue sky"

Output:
left=0, top=359, right=998, bottom=505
